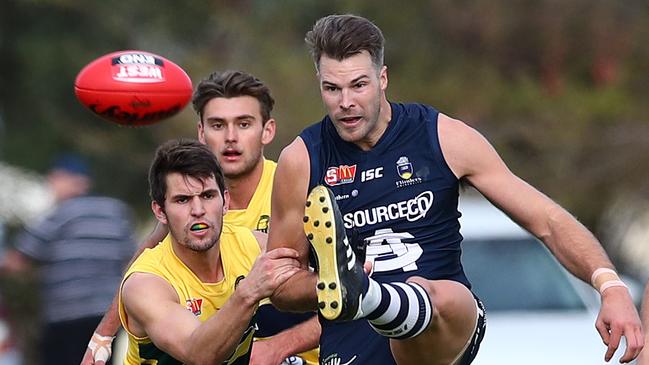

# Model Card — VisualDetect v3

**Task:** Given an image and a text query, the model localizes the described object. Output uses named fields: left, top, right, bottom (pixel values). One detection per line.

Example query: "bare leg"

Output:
left=390, top=278, right=479, bottom=365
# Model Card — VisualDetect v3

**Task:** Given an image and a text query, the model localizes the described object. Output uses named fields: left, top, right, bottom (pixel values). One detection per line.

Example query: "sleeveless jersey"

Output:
left=224, top=159, right=275, bottom=233
left=224, top=158, right=319, bottom=365
left=299, top=102, right=469, bottom=365
left=118, top=224, right=260, bottom=365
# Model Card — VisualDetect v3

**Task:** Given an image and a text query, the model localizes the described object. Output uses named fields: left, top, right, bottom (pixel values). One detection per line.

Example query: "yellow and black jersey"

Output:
left=224, top=159, right=275, bottom=232
left=118, top=224, right=261, bottom=365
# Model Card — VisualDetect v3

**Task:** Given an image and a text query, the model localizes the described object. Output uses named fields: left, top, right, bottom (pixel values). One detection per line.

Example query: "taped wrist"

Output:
left=591, top=268, right=628, bottom=294
left=88, top=332, right=115, bottom=363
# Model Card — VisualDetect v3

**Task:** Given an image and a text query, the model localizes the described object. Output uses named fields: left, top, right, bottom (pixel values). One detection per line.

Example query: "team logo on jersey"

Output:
left=396, top=157, right=413, bottom=179
left=364, top=228, right=423, bottom=273
left=325, top=165, right=357, bottom=186
left=185, top=298, right=203, bottom=316
left=396, top=156, right=422, bottom=188
left=256, top=215, right=270, bottom=233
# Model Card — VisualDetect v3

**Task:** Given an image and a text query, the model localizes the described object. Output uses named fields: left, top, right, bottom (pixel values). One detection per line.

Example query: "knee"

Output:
left=406, top=277, right=475, bottom=322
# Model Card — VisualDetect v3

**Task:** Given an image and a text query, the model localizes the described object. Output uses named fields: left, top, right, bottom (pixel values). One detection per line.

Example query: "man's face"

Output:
left=318, top=51, right=388, bottom=149
left=198, top=96, right=275, bottom=179
left=152, top=172, right=228, bottom=252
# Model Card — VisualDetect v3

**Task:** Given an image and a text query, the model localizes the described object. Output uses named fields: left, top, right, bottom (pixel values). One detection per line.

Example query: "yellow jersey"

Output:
left=224, top=159, right=275, bottom=232
left=118, top=224, right=261, bottom=365
left=224, top=158, right=319, bottom=365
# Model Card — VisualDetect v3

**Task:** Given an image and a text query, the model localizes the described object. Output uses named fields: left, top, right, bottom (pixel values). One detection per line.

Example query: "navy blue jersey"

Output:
left=300, top=102, right=471, bottom=365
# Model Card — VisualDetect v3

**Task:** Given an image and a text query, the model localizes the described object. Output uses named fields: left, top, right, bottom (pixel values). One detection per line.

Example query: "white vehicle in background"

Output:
left=459, top=191, right=636, bottom=365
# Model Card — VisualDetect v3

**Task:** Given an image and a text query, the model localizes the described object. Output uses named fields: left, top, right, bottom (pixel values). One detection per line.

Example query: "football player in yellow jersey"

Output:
left=119, top=139, right=300, bottom=364
left=82, top=71, right=321, bottom=365
left=193, top=71, right=320, bottom=365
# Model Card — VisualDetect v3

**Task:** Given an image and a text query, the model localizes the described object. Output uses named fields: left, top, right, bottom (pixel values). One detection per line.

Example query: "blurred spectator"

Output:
left=1, top=153, right=135, bottom=365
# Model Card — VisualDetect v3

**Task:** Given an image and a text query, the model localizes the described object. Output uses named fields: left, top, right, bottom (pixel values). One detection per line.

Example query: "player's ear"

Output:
left=261, top=118, right=276, bottom=146
left=151, top=201, right=168, bottom=225
left=197, top=120, right=206, bottom=143
left=222, top=189, right=230, bottom=215
left=379, top=65, right=388, bottom=92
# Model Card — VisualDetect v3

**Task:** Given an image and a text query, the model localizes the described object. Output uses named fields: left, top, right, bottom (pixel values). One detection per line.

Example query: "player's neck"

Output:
left=172, top=241, right=224, bottom=283
left=225, top=158, right=265, bottom=210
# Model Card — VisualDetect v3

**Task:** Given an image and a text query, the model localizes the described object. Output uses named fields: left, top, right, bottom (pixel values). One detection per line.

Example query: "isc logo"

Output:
left=325, top=165, right=357, bottom=186
left=361, top=167, right=383, bottom=182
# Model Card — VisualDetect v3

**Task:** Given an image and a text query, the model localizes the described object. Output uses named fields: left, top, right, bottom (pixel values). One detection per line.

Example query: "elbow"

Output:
left=535, top=203, right=572, bottom=246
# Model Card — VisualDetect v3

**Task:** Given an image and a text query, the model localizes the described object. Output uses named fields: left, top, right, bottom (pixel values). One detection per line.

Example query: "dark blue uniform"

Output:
left=300, top=102, right=480, bottom=365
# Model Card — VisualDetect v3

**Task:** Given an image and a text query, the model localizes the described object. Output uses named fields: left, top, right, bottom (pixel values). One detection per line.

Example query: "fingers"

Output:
left=265, top=247, right=300, bottom=259
left=605, top=325, right=622, bottom=362
left=619, top=325, right=644, bottom=363
left=599, top=322, right=645, bottom=363
left=595, top=317, right=610, bottom=346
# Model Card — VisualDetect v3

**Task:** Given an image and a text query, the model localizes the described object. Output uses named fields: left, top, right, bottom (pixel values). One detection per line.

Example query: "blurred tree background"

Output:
left=1, top=0, right=649, bottom=361
left=1, top=1, right=649, bottom=265
left=2, top=0, right=649, bottom=224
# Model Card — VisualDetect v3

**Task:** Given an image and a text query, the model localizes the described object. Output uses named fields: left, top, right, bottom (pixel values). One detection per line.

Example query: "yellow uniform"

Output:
left=118, top=224, right=260, bottom=365
left=224, top=159, right=275, bottom=232
left=225, top=159, right=319, bottom=365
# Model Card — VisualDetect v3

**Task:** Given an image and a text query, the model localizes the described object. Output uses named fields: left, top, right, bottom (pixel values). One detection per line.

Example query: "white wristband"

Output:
left=599, top=280, right=628, bottom=294
left=88, top=332, right=115, bottom=363
left=591, top=268, right=617, bottom=287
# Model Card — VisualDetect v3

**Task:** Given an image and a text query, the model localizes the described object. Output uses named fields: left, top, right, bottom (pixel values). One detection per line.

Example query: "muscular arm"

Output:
left=439, top=113, right=643, bottom=362
left=267, top=138, right=318, bottom=311
left=122, top=245, right=300, bottom=365
left=439, top=115, right=610, bottom=278
left=123, top=273, right=259, bottom=364
left=81, top=222, right=168, bottom=365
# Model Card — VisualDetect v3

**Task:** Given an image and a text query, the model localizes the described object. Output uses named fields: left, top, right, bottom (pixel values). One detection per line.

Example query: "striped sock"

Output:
left=360, top=279, right=432, bottom=339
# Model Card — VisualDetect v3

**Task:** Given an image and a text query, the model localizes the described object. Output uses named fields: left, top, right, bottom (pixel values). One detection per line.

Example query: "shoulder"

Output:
left=437, top=113, right=501, bottom=179
left=123, top=271, right=175, bottom=299
left=127, top=240, right=167, bottom=274
left=277, top=137, right=310, bottom=172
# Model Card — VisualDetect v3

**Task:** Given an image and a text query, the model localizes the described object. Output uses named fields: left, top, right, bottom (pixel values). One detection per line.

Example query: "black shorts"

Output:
left=455, top=294, right=487, bottom=365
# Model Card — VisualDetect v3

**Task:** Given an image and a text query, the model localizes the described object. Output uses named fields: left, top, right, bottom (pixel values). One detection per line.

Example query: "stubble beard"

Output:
left=222, top=149, right=263, bottom=180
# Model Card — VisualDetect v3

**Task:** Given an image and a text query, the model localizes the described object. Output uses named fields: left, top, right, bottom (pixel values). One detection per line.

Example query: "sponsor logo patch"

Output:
left=185, top=298, right=203, bottom=316
left=325, top=165, right=357, bottom=186
left=343, top=191, right=434, bottom=228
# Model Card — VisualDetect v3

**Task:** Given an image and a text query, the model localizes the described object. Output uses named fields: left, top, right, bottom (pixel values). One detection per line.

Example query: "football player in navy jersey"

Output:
left=266, top=14, right=643, bottom=365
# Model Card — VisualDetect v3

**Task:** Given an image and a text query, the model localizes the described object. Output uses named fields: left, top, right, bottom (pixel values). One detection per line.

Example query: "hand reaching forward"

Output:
left=238, top=247, right=301, bottom=304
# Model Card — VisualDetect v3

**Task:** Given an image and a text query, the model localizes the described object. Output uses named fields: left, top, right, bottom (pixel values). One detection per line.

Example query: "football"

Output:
left=74, top=50, right=193, bottom=126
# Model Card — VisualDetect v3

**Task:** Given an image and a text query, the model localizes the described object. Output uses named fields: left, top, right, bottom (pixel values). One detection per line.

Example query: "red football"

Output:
left=74, top=50, right=193, bottom=126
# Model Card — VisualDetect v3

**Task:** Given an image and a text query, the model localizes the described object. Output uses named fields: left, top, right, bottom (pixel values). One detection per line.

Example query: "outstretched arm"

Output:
left=438, top=113, right=643, bottom=363
left=122, top=247, right=300, bottom=364
left=80, top=222, right=169, bottom=365
left=267, top=137, right=319, bottom=312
